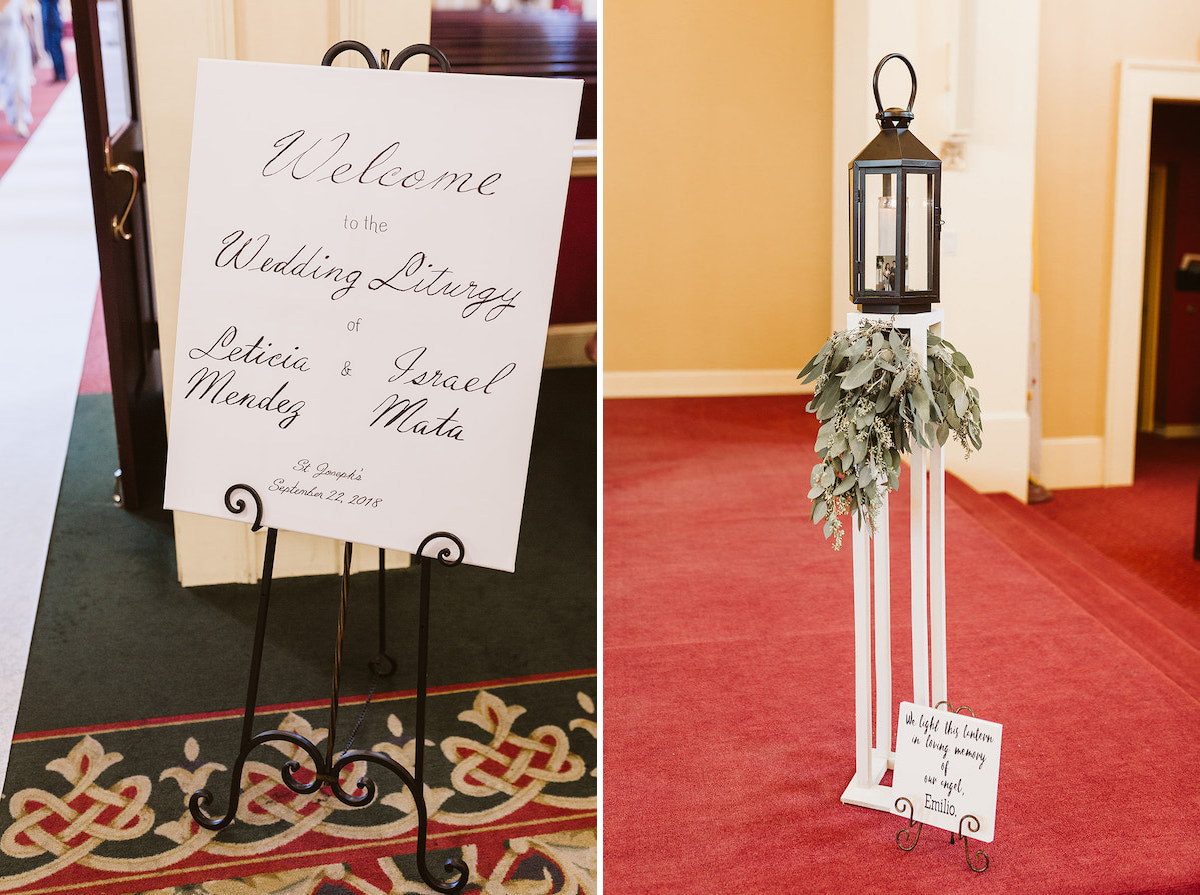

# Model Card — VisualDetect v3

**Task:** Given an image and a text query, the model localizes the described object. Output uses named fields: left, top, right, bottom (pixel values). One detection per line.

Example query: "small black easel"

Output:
left=187, top=42, right=469, bottom=895
left=892, top=701, right=992, bottom=874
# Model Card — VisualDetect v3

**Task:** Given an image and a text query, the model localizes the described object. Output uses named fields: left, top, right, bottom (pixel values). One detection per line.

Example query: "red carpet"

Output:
left=0, top=50, right=75, bottom=181
left=603, top=395, right=1200, bottom=895
left=0, top=43, right=106, bottom=398
left=78, top=289, right=109, bottom=394
left=1021, top=434, right=1200, bottom=613
left=0, top=673, right=596, bottom=894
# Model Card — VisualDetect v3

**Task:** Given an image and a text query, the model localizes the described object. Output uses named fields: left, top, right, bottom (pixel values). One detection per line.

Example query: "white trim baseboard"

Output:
left=603, top=369, right=811, bottom=398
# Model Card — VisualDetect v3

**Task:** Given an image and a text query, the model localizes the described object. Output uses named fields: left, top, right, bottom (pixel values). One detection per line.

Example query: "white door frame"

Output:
left=1106, top=60, right=1200, bottom=485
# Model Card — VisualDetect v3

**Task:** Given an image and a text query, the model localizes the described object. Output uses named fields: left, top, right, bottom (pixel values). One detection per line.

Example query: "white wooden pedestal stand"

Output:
left=840, top=309, right=947, bottom=814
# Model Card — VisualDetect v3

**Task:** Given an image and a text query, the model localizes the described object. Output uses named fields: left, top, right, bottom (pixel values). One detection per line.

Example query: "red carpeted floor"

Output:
left=0, top=44, right=110, bottom=398
left=1021, top=434, right=1200, bottom=614
left=78, top=287, right=109, bottom=393
left=602, top=394, right=1200, bottom=895
left=0, top=50, right=74, bottom=179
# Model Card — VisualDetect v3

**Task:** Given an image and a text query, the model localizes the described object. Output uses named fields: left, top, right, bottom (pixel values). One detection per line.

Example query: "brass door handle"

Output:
left=103, top=135, right=140, bottom=241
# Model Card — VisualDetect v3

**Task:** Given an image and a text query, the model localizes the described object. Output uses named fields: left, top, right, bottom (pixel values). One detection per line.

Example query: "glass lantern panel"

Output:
left=862, top=171, right=898, bottom=292
left=904, top=172, right=931, bottom=293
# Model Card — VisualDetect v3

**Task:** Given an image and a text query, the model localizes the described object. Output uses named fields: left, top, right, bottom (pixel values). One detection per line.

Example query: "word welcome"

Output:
left=262, top=130, right=502, bottom=196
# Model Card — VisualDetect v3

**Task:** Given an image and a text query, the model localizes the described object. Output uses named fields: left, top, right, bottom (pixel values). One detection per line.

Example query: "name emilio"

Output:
left=262, top=129, right=502, bottom=196
left=924, top=793, right=956, bottom=816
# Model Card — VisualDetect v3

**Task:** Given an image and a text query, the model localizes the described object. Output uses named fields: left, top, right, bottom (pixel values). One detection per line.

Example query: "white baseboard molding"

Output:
left=1039, top=436, right=1105, bottom=490
left=603, top=369, right=811, bottom=398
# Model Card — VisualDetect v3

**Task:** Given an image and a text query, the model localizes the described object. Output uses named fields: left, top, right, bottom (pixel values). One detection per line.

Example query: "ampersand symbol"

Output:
left=341, top=362, right=352, bottom=377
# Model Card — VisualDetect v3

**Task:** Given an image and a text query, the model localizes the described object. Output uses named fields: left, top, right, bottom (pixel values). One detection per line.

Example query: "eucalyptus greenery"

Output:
left=798, top=319, right=982, bottom=549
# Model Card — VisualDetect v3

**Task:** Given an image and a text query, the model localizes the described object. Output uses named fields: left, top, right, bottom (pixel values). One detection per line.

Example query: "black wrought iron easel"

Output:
left=187, top=42, right=468, bottom=895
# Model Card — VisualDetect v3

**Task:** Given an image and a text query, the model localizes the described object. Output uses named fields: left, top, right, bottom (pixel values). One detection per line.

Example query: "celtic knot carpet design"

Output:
left=0, top=675, right=596, bottom=894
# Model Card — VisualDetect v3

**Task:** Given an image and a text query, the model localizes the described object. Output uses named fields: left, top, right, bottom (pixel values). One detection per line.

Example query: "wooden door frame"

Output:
left=71, top=0, right=166, bottom=509
left=1138, top=162, right=1166, bottom=434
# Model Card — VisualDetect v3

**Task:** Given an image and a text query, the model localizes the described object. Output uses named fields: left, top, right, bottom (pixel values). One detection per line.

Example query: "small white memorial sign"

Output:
left=164, top=58, right=582, bottom=572
left=891, top=702, right=1003, bottom=841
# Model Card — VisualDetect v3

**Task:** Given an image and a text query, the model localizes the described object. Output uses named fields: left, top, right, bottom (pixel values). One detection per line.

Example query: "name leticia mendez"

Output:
left=184, top=325, right=309, bottom=428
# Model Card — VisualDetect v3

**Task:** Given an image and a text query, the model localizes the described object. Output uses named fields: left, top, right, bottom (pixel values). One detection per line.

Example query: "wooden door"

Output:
left=71, top=0, right=165, bottom=510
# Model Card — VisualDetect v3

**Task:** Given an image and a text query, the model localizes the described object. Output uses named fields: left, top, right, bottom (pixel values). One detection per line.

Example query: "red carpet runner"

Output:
left=0, top=49, right=74, bottom=180
left=603, top=394, right=1200, bottom=895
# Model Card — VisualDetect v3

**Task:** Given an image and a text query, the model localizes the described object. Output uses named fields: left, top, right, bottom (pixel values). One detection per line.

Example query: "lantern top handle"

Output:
left=872, top=53, right=918, bottom=129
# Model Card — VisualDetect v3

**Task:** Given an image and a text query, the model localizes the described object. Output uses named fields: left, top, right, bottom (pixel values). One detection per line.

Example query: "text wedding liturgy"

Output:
left=164, top=58, right=583, bottom=573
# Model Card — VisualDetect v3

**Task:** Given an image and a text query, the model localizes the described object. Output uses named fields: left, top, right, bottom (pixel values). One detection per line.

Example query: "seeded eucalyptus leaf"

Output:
left=798, top=343, right=830, bottom=381
left=816, top=385, right=841, bottom=418
left=841, top=358, right=877, bottom=390
left=851, top=435, right=868, bottom=466
left=952, top=350, right=973, bottom=377
left=799, top=318, right=983, bottom=549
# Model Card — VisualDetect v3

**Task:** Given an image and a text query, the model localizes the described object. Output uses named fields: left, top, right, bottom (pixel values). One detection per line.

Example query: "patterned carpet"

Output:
left=2, top=674, right=595, bottom=894
left=1, top=366, right=596, bottom=894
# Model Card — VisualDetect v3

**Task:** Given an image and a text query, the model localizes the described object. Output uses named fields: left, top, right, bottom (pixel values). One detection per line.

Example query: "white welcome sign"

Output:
left=891, top=702, right=1003, bottom=842
left=164, top=58, right=582, bottom=572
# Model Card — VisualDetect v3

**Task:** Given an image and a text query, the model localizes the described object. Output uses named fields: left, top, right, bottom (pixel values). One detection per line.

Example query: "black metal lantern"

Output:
left=850, top=53, right=941, bottom=314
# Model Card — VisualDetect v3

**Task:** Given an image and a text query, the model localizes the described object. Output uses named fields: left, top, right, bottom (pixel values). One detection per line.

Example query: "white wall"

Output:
left=833, top=0, right=1040, bottom=500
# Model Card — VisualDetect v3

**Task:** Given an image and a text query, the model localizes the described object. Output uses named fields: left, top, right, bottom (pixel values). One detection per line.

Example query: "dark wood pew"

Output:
left=430, top=9, right=597, bottom=140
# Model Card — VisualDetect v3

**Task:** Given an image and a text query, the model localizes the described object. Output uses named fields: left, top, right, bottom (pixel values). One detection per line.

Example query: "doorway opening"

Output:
left=1106, top=61, right=1200, bottom=485
left=1140, top=102, right=1200, bottom=439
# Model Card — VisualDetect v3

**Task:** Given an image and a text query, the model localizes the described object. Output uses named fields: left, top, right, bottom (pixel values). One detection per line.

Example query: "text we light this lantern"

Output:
left=850, top=53, right=942, bottom=314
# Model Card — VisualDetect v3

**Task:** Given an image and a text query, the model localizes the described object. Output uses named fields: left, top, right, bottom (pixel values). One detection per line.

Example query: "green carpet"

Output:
left=0, top=366, right=596, bottom=894
left=16, top=366, right=596, bottom=732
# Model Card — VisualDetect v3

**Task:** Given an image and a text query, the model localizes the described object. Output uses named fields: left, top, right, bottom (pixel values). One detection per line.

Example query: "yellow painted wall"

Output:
left=603, top=0, right=835, bottom=375
left=1034, top=0, right=1200, bottom=439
